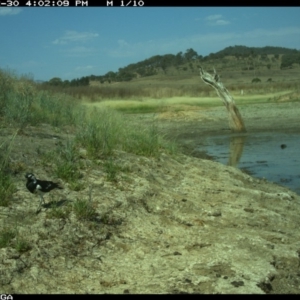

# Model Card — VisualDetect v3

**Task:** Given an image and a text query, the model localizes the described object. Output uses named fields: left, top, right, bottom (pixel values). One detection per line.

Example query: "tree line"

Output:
left=43, top=45, right=300, bottom=87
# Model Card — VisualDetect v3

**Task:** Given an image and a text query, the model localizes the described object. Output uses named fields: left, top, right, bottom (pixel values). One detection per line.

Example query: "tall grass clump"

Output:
left=34, top=91, right=79, bottom=127
left=2, top=76, right=36, bottom=128
left=0, top=228, right=16, bottom=248
left=123, top=123, right=162, bottom=157
left=124, top=121, right=177, bottom=157
left=0, top=69, right=16, bottom=116
left=75, top=107, right=124, bottom=158
left=0, top=173, right=15, bottom=207
left=54, top=139, right=81, bottom=183
left=0, top=69, right=80, bottom=129
left=73, top=199, right=97, bottom=221
left=41, top=138, right=84, bottom=190
left=0, top=227, right=31, bottom=253
left=0, top=132, right=17, bottom=206
left=76, top=106, right=177, bottom=158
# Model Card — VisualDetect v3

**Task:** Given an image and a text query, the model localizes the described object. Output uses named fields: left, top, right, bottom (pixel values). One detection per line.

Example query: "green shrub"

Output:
left=252, top=78, right=261, bottom=83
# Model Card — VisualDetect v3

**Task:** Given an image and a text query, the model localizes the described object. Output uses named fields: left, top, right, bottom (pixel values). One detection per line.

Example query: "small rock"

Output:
left=208, top=211, right=222, bottom=217
left=231, top=280, right=244, bottom=287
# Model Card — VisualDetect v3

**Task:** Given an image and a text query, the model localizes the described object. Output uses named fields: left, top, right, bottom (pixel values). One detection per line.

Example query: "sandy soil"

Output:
left=1, top=101, right=300, bottom=294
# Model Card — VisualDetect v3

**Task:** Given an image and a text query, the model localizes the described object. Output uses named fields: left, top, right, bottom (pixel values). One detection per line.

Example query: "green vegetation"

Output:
left=40, top=139, right=83, bottom=191
left=75, top=108, right=124, bottom=158
left=14, top=237, right=31, bottom=253
left=54, top=139, right=82, bottom=183
left=124, top=123, right=167, bottom=157
left=281, top=53, right=300, bottom=69
left=213, top=45, right=299, bottom=58
left=0, top=68, right=178, bottom=202
left=103, top=158, right=122, bottom=182
left=0, top=69, right=79, bottom=128
left=0, top=174, right=15, bottom=207
left=73, top=199, right=97, bottom=221
left=0, top=131, right=17, bottom=207
left=0, top=227, right=31, bottom=253
left=46, top=203, right=72, bottom=219
left=0, top=228, right=16, bottom=248
left=252, top=78, right=261, bottom=83
left=43, top=48, right=201, bottom=87
left=41, top=45, right=300, bottom=91
left=75, top=106, right=176, bottom=158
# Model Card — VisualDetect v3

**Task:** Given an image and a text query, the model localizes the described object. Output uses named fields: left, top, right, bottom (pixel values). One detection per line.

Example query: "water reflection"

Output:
left=228, top=135, right=247, bottom=167
left=200, top=133, right=300, bottom=195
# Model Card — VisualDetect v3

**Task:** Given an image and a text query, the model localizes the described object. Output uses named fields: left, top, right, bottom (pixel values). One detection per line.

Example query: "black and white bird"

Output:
left=25, top=173, right=63, bottom=209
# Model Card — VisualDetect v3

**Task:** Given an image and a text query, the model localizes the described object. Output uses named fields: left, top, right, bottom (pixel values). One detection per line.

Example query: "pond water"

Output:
left=198, top=132, right=300, bottom=195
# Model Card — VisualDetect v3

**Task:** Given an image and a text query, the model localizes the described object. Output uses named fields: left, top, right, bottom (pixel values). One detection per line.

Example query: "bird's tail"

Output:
left=54, top=183, right=63, bottom=189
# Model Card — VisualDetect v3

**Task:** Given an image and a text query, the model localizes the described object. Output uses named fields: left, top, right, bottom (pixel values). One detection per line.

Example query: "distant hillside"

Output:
left=44, top=45, right=300, bottom=87
left=213, top=45, right=299, bottom=57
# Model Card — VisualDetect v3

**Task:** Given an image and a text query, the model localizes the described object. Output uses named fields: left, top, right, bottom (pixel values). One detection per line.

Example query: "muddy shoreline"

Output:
left=153, top=101, right=300, bottom=158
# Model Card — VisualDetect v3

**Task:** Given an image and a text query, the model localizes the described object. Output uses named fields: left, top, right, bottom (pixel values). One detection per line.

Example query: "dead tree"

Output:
left=199, top=67, right=246, bottom=132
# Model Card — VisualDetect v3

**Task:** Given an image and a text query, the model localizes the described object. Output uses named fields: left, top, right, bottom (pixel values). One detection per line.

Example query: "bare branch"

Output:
left=199, top=67, right=246, bottom=133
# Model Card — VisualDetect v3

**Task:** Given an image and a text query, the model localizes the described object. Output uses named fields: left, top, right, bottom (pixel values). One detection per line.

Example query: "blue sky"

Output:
left=1, top=7, right=300, bottom=81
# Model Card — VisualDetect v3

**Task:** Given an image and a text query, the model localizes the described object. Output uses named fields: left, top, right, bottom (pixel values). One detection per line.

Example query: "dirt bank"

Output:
left=1, top=101, right=300, bottom=294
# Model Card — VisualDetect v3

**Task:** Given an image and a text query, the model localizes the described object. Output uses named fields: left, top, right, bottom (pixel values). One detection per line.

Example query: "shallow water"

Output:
left=198, top=132, right=300, bottom=195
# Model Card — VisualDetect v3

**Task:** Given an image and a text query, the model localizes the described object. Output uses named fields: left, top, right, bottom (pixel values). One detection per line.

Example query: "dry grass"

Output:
left=35, top=63, right=300, bottom=105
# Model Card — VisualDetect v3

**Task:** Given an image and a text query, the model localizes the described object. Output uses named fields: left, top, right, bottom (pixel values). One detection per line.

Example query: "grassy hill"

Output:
left=37, top=45, right=300, bottom=106
left=42, top=45, right=299, bottom=86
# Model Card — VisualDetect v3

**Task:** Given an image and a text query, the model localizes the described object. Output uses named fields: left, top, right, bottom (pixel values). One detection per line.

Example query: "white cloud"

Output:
left=205, top=14, right=222, bottom=21
left=205, top=14, right=230, bottom=26
left=215, top=19, right=230, bottom=25
left=52, top=30, right=99, bottom=45
left=0, top=8, right=22, bottom=16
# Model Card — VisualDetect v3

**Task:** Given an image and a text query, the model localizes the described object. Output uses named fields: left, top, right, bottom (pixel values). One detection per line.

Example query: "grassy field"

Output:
left=81, top=66, right=300, bottom=113
left=81, top=89, right=299, bottom=114
left=42, top=66, right=300, bottom=103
